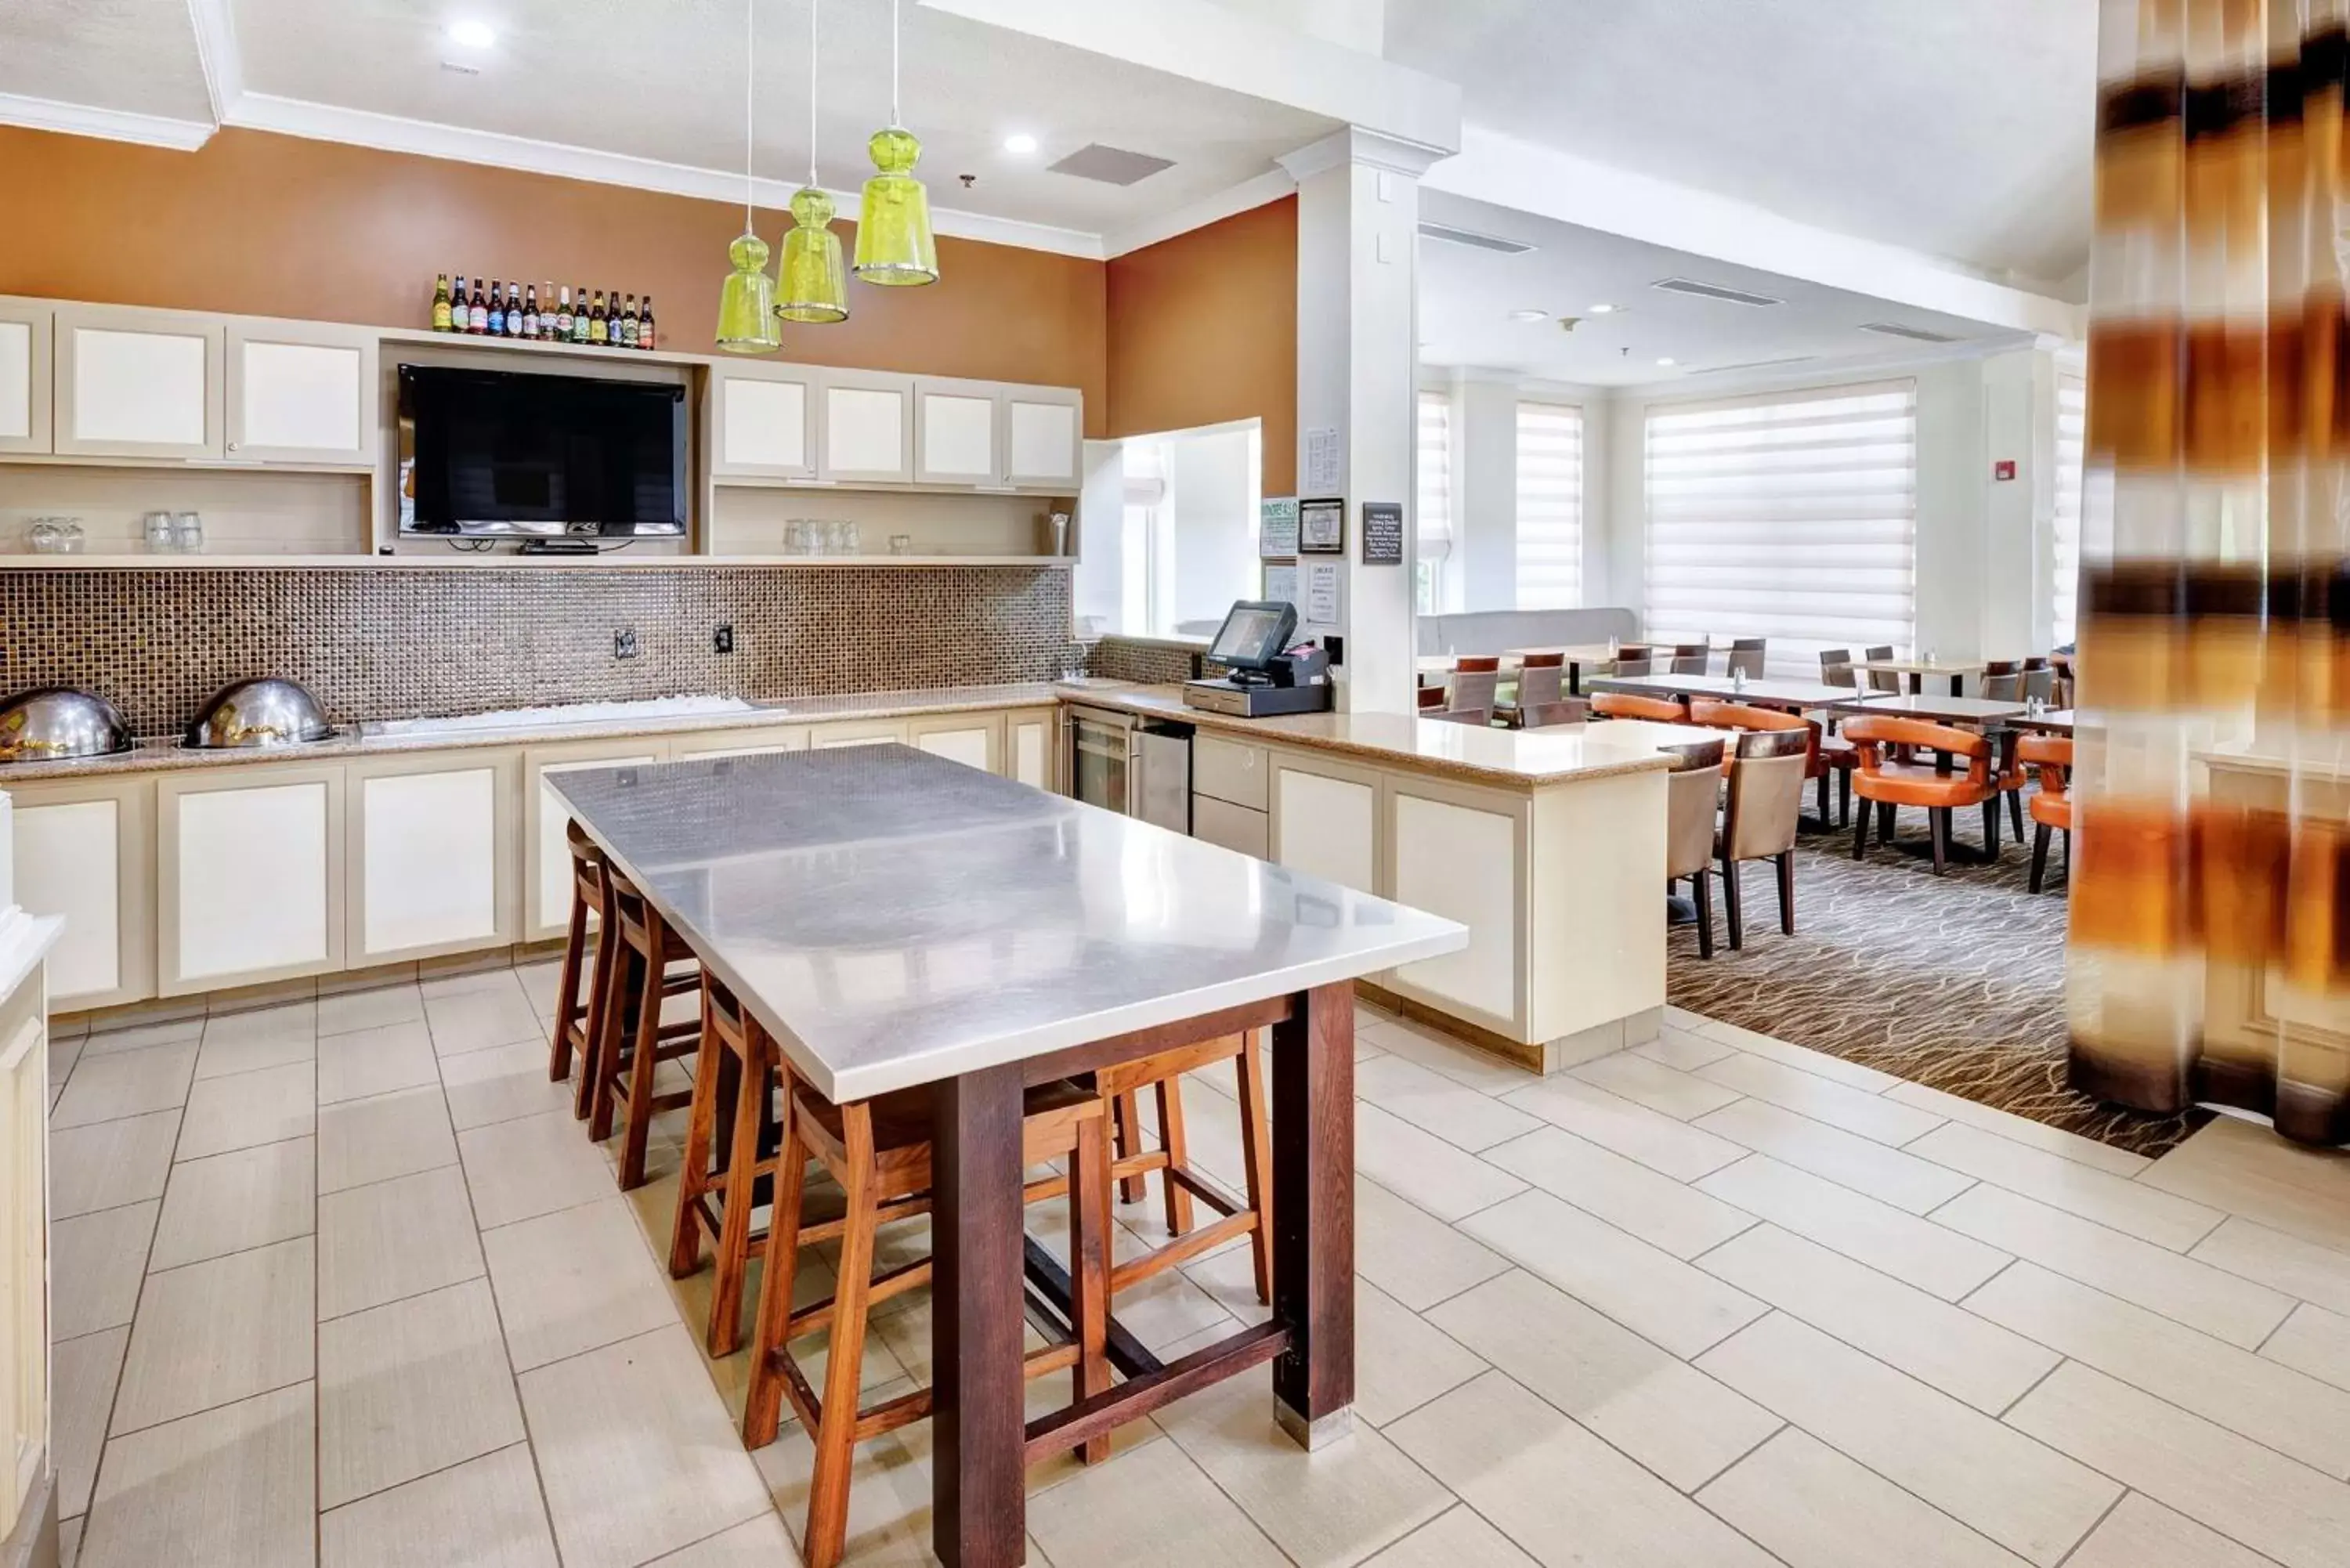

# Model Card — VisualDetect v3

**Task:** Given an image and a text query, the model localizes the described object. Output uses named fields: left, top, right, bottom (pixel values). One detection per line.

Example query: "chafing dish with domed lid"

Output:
left=0, top=687, right=135, bottom=764
left=183, top=677, right=338, bottom=749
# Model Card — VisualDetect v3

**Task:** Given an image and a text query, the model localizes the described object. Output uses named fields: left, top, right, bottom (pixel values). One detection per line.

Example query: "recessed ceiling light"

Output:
left=1589, top=303, right=1619, bottom=314
left=1003, top=132, right=1039, bottom=156
left=1508, top=309, right=1549, bottom=323
left=1655, top=356, right=1677, bottom=367
left=446, top=18, right=497, bottom=48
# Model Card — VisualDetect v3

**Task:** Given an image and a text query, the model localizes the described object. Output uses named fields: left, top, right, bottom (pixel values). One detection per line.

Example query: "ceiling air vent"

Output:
left=1650, top=276, right=1784, bottom=308
left=1702, top=355, right=1819, bottom=374
left=1416, top=222, right=1536, bottom=255
left=1047, top=144, right=1176, bottom=186
left=1858, top=320, right=1961, bottom=344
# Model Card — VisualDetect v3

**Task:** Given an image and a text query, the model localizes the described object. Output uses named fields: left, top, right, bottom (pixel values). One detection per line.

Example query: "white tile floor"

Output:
left=42, top=974, right=2350, bottom=1568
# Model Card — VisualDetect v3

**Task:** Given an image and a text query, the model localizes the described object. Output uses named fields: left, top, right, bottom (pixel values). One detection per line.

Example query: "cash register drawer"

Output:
left=1193, top=735, right=1267, bottom=811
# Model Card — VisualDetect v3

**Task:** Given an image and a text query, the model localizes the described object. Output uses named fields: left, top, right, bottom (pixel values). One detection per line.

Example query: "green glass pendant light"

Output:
left=776, top=0, right=848, bottom=323
left=852, top=0, right=938, bottom=286
left=716, top=0, right=782, bottom=352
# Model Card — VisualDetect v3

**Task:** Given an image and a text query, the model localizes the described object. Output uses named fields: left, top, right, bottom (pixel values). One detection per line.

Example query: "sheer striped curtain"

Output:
left=1643, top=381, right=1918, bottom=676
left=2052, top=370, right=2088, bottom=647
left=1415, top=390, right=1454, bottom=615
left=1515, top=401, right=1582, bottom=609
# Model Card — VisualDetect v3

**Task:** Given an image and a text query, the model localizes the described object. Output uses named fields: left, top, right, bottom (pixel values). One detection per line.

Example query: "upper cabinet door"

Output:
left=52, top=304, right=225, bottom=460
left=818, top=369, right=914, bottom=483
left=1003, top=385, right=1083, bottom=490
left=711, top=363, right=817, bottom=479
left=0, top=300, right=52, bottom=456
left=914, top=378, right=1001, bottom=486
left=226, top=320, right=378, bottom=466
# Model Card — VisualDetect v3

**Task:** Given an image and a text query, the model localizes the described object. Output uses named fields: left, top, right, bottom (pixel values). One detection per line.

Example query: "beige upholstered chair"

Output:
left=1725, top=638, right=1767, bottom=679
left=1718, top=728, right=1810, bottom=948
left=1665, top=739, right=1728, bottom=959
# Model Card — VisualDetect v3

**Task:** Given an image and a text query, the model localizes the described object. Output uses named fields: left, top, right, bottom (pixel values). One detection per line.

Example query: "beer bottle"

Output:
left=589, top=291, right=609, bottom=345
left=555, top=286, right=573, bottom=342
left=431, top=273, right=453, bottom=332
left=637, top=295, right=656, bottom=352
left=573, top=285, right=591, bottom=343
left=468, top=276, right=488, bottom=334
left=522, top=284, right=539, bottom=340
left=486, top=280, right=506, bottom=336
left=620, top=294, right=639, bottom=349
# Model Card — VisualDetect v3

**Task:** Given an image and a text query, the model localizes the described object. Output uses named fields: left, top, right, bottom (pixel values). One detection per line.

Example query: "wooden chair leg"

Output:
left=617, top=952, right=667, bottom=1191
left=742, top=1101, right=809, bottom=1450
left=1982, top=796, right=2001, bottom=858
left=1156, top=1077, right=1195, bottom=1237
left=667, top=998, right=727, bottom=1277
left=1112, top=1090, right=1147, bottom=1205
left=1235, top=1032, right=1274, bottom=1306
left=1068, top=1115, right=1114, bottom=1465
left=1814, top=770, right=1829, bottom=825
left=1930, top=808, right=1950, bottom=876
left=586, top=946, right=638, bottom=1141
left=1838, top=769, right=1852, bottom=826
left=1692, top=872, right=1715, bottom=959
left=1878, top=800, right=1896, bottom=842
left=1851, top=796, right=1871, bottom=860
left=707, top=1044, right=768, bottom=1357
left=570, top=923, right=615, bottom=1119
left=2030, top=822, right=2052, bottom=892
left=1776, top=850, right=1795, bottom=935
left=1721, top=854, right=1744, bottom=950
left=550, top=893, right=588, bottom=1083
left=2008, top=783, right=2025, bottom=840
left=802, top=1107, right=877, bottom=1568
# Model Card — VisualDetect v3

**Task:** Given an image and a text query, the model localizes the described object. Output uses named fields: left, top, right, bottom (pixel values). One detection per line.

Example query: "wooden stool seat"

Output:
left=585, top=863, right=704, bottom=1190
left=741, top=1075, right=1116, bottom=1568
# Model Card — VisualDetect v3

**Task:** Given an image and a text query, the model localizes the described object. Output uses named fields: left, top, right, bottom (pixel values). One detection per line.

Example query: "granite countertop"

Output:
left=0, top=681, right=1079, bottom=783
left=1062, top=685, right=1707, bottom=787
left=551, top=745, right=1466, bottom=1101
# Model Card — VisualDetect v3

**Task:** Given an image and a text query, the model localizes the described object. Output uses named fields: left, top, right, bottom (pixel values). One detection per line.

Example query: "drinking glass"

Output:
left=172, top=512, right=204, bottom=553
left=144, top=511, right=175, bottom=552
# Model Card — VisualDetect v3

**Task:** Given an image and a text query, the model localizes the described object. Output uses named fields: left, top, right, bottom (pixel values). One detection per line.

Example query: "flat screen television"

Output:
left=399, top=365, right=687, bottom=537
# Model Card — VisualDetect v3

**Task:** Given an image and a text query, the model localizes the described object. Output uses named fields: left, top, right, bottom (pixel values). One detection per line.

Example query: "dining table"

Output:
left=1821, top=692, right=2027, bottom=725
left=1852, top=656, right=1984, bottom=696
left=2005, top=707, right=2075, bottom=734
left=1589, top=671, right=1876, bottom=711
left=548, top=744, right=1466, bottom=1568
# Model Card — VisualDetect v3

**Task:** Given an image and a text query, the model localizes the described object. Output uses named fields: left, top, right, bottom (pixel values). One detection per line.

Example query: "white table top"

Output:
left=549, top=746, right=1467, bottom=1103
left=1827, top=693, right=2028, bottom=723
left=1853, top=657, right=1987, bottom=676
left=1590, top=673, right=1871, bottom=708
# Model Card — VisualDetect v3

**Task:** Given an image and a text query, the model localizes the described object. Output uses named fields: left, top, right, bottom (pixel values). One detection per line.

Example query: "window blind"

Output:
left=1643, top=380, right=1917, bottom=676
left=1416, top=389, right=1455, bottom=615
left=1515, top=401, right=1582, bottom=609
left=2052, top=371, right=2086, bottom=647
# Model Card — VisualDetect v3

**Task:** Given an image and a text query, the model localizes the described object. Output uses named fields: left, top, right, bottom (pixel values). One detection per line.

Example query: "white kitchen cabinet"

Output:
left=159, top=764, right=345, bottom=993
left=1389, top=785, right=1521, bottom=1025
left=0, top=298, right=52, bottom=456
left=1193, top=796, right=1270, bottom=860
left=1193, top=735, right=1268, bottom=812
left=226, top=320, right=377, bottom=465
left=819, top=370, right=914, bottom=483
left=711, top=363, right=818, bottom=479
left=908, top=711, right=1001, bottom=773
left=524, top=742, right=664, bottom=940
left=1005, top=709, right=1054, bottom=789
left=1271, top=756, right=1380, bottom=897
left=52, top=303, right=224, bottom=460
left=808, top=720, right=910, bottom=750
left=347, top=753, right=517, bottom=963
left=1003, top=385, right=1083, bottom=490
left=671, top=725, right=808, bottom=760
left=7, top=777, right=155, bottom=1011
left=914, top=378, right=1001, bottom=486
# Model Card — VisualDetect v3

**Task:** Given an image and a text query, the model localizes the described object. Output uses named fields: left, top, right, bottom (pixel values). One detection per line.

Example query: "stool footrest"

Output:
left=1111, top=1207, right=1257, bottom=1292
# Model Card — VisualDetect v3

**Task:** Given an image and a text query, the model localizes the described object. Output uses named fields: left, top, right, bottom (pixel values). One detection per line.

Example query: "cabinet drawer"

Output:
left=1192, top=796, right=1269, bottom=861
left=1192, top=735, right=1268, bottom=811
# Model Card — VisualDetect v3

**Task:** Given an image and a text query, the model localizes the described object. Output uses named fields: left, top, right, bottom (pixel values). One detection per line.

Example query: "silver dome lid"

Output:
left=0, top=687, right=134, bottom=764
left=183, top=678, right=336, bottom=750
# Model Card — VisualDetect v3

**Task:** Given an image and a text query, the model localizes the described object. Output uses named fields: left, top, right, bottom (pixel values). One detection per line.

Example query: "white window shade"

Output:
left=1417, top=391, right=1454, bottom=558
left=2052, top=372, right=2086, bottom=647
left=1644, top=380, right=1917, bottom=676
left=1515, top=401, right=1582, bottom=609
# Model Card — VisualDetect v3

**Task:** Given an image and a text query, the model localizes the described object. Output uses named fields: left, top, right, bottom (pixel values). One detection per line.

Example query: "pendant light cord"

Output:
left=891, top=0, right=902, bottom=127
left=743, top=0, right=754, bottom=229
left=808, top=0, right=819, bottom=186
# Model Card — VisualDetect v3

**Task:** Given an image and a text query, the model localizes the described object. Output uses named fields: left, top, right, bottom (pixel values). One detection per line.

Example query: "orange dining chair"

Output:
left=1842, top=714, right=1999, bottom=875
left=2019, top=732, right=2073, bottom=891
left=1593, top=691, right=1688, bottom=723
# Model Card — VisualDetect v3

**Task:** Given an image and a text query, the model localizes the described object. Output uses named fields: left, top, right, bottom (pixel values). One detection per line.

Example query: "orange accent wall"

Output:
left=0, top=126, right=1108, bottom=432
left=1105, top=197, right=1298, bottom=493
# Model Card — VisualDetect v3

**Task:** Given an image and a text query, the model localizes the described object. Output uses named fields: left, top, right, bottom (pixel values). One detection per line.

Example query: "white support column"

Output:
left=1282, top=128, right=1448, bottom=714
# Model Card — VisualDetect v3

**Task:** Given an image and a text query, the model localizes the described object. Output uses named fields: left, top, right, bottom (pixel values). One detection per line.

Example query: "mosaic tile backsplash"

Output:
left=0, top=565, right=1076, bottom=734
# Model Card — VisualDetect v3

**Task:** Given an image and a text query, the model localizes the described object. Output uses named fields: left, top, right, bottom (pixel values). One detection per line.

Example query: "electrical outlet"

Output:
left=713, top=623, right=735, bottom=654
left=614, top=629, right=638, bottom=659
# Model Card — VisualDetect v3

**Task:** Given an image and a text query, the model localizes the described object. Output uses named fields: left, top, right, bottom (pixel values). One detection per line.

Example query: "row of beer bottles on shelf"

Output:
left=430, top=275, right=655, bottom=349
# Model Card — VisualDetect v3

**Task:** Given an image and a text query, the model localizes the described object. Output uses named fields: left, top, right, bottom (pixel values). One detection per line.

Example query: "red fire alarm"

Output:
left=1993, top=460, right=2017, bottom=482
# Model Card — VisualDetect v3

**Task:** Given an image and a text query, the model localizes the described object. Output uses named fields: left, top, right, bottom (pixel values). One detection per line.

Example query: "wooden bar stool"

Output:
left=741, top=1078, right=1115, bottom=1568
left=586, top=865, right=704, bottom=1190
left=1093, top=1032, right=1275, bottom=1305
left=549, top=821, right=613, bottom=1115
left=668, top=974, right=793, bottom=1357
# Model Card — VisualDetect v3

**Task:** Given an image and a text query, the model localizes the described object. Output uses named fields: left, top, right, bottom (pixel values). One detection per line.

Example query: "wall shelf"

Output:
left=0, top=552, right=1076, bottom=571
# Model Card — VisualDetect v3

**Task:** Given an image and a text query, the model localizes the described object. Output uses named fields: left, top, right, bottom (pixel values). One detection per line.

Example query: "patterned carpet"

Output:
left=1665, top=809, right=2208, bottom=1158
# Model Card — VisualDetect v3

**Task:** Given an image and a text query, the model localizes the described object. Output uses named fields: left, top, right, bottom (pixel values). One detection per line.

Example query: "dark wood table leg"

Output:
left=931, top=1062, right=1028, bottom=1568
left=1270, top=981, right=1355, bottom=1449
left=1950, top=674, right=1964, bottom=697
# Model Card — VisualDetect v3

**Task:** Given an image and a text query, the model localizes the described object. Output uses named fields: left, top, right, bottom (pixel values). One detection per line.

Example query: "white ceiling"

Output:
left=1416, top=192, right=2033, bottom=388
left=0, top=0, right=213, bottom=121
left=1386, top=0, right=2098, bottom=292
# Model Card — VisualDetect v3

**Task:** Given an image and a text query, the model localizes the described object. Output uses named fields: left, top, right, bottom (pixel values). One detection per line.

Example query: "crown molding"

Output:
left=1276, top=127, right=1452, bottom=183
left=1101, top=168, right=1296, bottom=258
left=184, top=0, right=243, bottom=123
left=224, top=94, right=1108, bottom=260
left=0, top=92, right=215, bottom=151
